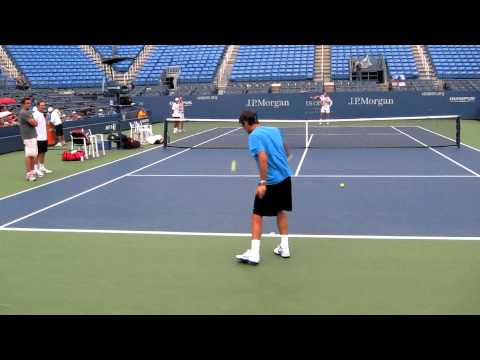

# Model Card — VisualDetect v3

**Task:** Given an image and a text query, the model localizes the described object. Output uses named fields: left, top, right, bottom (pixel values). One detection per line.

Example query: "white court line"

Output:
left=296, top=174, right=477, bottom=178
left=0, top=127, right=241, bottom=229
left=294, top=134, right=313, bottom=176
left=0, top=126, right=218, bottom=202
left=128, top=174, right=259, bottom=178
left=1, top=227, right=480, bottom=241
left=417, top=125, right=480, bottom=153
left=391, top=126, right=480, bottom=177
left=127, top=174, right=477, bottom=178
left=0, top=134, right=22, bottom=140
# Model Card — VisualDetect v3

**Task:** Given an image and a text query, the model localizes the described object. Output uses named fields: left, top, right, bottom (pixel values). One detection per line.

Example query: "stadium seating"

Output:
left=5, top=45, right=106, bottom=88
left=94, top=45, right=144, bottom=72
left=427, top=45, right=480, bottom=79
left=134, top=45, right=225, bottom=85
left=331, top=45, right=418, bottom=80
left=230, top=45, right=315, bottom=81
left=0, top=69, right=16, bottom=89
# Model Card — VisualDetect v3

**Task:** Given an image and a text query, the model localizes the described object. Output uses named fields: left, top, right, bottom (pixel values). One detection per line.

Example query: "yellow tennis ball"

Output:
left=231, top=160, right=237, bottom=172
left=340, top=183, right=345, bottom=188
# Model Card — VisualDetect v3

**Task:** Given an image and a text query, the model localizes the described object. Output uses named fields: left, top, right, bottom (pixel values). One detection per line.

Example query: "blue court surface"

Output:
left=1, top=125, right=480, bottom=239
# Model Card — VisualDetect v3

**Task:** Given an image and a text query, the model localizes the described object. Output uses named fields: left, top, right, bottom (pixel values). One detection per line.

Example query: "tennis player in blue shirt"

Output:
left=235, top=111, right=293, bottom=265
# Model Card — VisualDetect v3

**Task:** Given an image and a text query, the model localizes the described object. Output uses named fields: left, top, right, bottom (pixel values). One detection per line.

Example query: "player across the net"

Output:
left=163, top=115, right=461, bottom=149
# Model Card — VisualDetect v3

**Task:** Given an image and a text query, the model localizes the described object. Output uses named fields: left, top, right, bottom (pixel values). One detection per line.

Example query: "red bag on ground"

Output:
left=62, top=150, right=86, bottom=161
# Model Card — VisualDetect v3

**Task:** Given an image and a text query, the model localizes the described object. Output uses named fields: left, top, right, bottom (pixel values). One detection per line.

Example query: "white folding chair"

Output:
left=129, top=122, right=136, bottom=139
left=70, top=129, right=91, bottom=159
left=71, top=129, right=100, bottom=159
left=94, top=133, right=106, bottom=156
left=135, top=121, right=153, bottom=144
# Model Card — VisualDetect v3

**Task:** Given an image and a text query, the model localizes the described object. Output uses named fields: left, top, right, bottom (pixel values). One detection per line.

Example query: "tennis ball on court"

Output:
left=231, top=160, right=237, bottom=172
left=340, top=183, right=345, bottom=188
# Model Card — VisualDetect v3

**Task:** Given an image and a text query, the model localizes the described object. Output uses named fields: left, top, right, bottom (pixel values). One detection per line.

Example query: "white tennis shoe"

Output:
left=235, top=249, right=260, bottom=265
left=41, top=167, right=52, bottom=174
left=274, top=246, right=290, bottom=258
left=35, top=168, right=44, bottom=177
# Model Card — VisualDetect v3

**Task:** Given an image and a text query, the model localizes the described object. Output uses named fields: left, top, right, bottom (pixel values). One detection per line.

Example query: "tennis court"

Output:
left=2, top=116, right=480, bottom=314
left=1, top=116, right=479, bottom=239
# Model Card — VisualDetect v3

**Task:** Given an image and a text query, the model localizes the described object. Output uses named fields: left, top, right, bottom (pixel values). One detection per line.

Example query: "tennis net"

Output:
left=163, top=115, right=461, bottom=149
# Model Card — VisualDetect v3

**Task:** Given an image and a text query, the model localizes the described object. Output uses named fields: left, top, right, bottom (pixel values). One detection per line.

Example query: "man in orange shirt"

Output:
left=137, top=106, right=147, bottom=120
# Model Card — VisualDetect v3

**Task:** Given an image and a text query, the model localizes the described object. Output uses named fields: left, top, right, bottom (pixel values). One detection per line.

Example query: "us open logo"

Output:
left=449, top=96, right=476, bottom=103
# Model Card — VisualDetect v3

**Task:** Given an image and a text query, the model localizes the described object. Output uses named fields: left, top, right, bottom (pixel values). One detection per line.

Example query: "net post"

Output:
left=456, top=116, right=461, bottom=148
left=163, top=118, right=168, bottom=148
left=305, top=121, right=309, bottom=148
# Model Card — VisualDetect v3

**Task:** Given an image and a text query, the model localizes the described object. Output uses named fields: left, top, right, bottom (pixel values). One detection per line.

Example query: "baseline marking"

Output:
left=126, top=174, right=477, bottom=178
left=391, top=126, right=480, bottom=177
left=129, top=174, right=259, bottom=178
left=0, top=127, right=241, bottom=229
left=1, top=227, right=480, bottom=241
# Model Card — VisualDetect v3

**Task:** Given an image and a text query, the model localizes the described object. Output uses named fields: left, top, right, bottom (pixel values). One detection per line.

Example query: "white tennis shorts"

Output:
left=321, top=106, right=331, bottom=114
left=24, top=138, right=38, bottom=158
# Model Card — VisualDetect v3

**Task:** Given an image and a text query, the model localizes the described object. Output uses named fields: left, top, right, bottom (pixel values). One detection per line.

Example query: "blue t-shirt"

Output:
left=248, top=126, right=292, bottom=185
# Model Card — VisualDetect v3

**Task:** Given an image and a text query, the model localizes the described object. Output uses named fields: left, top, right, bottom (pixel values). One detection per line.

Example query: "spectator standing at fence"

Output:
left=71, top=111, right=81, bottom=121
left=18, top=97, right=38, bottom=182
left=33, top=100, right=52, bottom=176
left=137, top=106, right=147, bottom=120
left=48, top=106, right=65, bottom=146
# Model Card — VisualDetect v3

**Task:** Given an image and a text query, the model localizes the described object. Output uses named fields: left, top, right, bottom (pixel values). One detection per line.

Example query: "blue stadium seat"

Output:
left=6, top=45, right=107, bottom=88
left=134, top=45, right=225, bottom=85
left=428, top=45, right=480, bottom=79
left=229, top=45, right=315, bottom=82
left=330, top=45, right=419, bottom=80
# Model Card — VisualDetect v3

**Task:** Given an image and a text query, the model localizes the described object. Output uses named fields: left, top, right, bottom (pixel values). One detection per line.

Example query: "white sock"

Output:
left=34, top=164, right=38, bottom=171
left=40, top=163, right=45, bottom=170
left=280, top=236, right=289, bottom=249
left=251, top=239, right=261, bottom=257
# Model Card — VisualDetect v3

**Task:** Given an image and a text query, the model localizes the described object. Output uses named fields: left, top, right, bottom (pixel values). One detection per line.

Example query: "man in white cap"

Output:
left=171, top=97, right=182, bottom=134
left=48, top=106, right=65, bottom=146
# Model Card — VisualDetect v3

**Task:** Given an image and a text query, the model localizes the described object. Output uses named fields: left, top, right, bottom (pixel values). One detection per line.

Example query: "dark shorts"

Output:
left=253, top=176, right=292, bottom=217
left=37, top=140, right=48, bottom=154
left=55, top=124, right=64, bottom=137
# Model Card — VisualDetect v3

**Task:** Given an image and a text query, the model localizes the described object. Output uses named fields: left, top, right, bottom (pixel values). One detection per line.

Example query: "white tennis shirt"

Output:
left=33, top=110, right=47, bottom=141
left=50, top=109, right=62, bottom=126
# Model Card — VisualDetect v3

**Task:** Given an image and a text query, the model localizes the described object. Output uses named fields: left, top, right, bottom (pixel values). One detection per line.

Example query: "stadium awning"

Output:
left=0, top=98, right=16, bottom=105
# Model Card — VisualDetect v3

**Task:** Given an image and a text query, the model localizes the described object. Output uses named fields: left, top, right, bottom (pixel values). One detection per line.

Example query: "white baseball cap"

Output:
left=48, top=107, right=53, bottom=112
left=175, top=97, right=179, bottom=101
